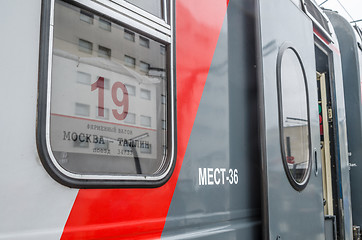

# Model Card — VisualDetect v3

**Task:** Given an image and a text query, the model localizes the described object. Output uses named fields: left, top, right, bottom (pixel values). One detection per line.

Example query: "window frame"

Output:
left=276, top=42, right=312, bottom=191
left=37, top=0, right=176, bottom=188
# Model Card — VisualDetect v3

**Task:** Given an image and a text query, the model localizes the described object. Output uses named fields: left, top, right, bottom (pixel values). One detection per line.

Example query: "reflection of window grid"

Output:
left=140, top=115, right=151, bottom=127
left=80, top=10, right=94, bottom=24
left=124, top=29, right=135, bottom=42
left=124, top=55, right=136, bottom=68
left=98, top=45, right=111, bottom=59
left=125, top=84, right=136, bottom=96
left=99, top=18, right=111, bottom=31
left=162, top=120, right=166, bottom=130
left=140, top=89, right=151, bottom=100
left=140, top=61, right=150, bottom=73
left=75, top=103, right=90, bottom=116
left=124, top=113, right=136, bottom=124
left=139, top=36, right=150, bottom=48
left=96, top=107, right=110, bottom=119
left=77, top=71, right=91, bottom=85
left=79, top=39, right=92, bottom=54
left=160, top=45, right=166, bottom=55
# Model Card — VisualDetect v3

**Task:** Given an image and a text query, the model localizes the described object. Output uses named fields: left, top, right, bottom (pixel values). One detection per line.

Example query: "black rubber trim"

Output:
left=276, top=42, right=312, bottom=192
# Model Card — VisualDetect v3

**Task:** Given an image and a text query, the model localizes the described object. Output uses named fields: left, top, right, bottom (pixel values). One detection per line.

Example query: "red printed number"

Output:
left=91, top=77, right=129, bottom=120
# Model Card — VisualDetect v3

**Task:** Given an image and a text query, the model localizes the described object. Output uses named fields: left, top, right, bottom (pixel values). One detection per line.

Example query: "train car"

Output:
left=1, top=0, right=362, bottom=239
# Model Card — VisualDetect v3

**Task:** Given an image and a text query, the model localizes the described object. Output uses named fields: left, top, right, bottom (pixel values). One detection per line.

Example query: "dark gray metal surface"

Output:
left=326, top=10, right=362, bottom=230
left=257, top=0, right=325, bottom=239
left=162, top=0, right=261, bottom=238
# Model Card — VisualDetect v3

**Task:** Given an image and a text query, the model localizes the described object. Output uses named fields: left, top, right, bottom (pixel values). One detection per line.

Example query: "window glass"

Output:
left=140, top=88, right=151, bottom=100
left=139, top=36, right=150, bottom=48
left=124, top=29, right=135, bottom=42
left=77, top=71, right=91, bottom=85
left=140, top=61, right=150, bottom=73
left=125, top=0, right=163, bottom=19
left=99, top=18, right=111, bottom=31
left=49, top=0, right=169, bottom=178
left=78, top=39, right=92, bottom=54
left=160, top=45, right=166, bottom=55
left=124, top=55, right=136, bottom=68
left=80, top=9, right=94, bottom=24
left=140, top=115, right=151, bottom=127
left=98, top=45, right=111, bottom=59
left=125, top=84, right=136, bottom=96
left=279, top=48, right=310, bottom=185
left=124, top=112, right=136, bottom=124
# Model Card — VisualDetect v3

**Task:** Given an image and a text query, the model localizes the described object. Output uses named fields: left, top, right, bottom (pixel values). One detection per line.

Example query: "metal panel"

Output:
left=256, top=0, right=325, bottom=239
left=0, top=1, right=79, bottom=239
left=326, top=10, right=362, bottom=234
left=162, top=0, right=261, bottom=238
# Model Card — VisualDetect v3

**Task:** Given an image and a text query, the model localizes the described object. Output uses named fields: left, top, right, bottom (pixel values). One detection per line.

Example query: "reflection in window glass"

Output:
left=96, top=107, right=109, bottom=119
left=125, top=0, right=163, bottom=18
left=75, top=103, right=90, bottom=116
left=124, top=55, right=136, bottom=68
left=140, top=61, right=150, bottom=73
left=77, top=71, right=91, bottom=85
left=124, top=112, right=136, bottom=124
left=125, top=84, right=136, bottom=96
left=140, top=89, right=151, bottom=100
left=49, top=0, right=169, bottom=178
left=160, top=45, right=166, bottom=55
left=139, top=36, right=150, bottom=48
left=124, top=29, right=135, bottom=42
left=98, top=45, right=111, bottom=59
left=80, top=10, right=94, bottom=24
left=279, top=48, right=310, bottom=185
left=79, top=39, right=92, bottom=54
left=99, top=18, right=111, bottom=31
left=140, top=115, right=151, bottom=127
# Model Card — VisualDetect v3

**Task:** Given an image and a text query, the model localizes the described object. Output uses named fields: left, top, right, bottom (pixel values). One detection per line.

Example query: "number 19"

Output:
left=91, top=77, right=129, bottom=120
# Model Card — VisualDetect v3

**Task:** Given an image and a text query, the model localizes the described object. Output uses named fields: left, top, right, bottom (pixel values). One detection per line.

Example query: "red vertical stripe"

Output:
left=61, top=1, right=228, bottom=239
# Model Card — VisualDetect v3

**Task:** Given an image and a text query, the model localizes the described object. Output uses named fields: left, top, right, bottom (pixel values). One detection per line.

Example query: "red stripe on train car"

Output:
left=60, top=0, right=229, bottom=239
left=313, top=27, right=340, bottom=55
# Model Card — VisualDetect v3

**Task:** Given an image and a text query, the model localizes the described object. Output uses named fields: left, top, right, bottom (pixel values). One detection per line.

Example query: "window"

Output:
left=124, top=29, right=135, bottom=42
left=77, top=71, right=91, bottom=85
left=124, top=112, right=136, bottom=124
left=139, top=61, right=150, bottom=73
left=80, top=9, right=94, bottom=24
left=139, top=36, right=150, bottom=48
left=79, top=39, right=92, bottom=54
left=75, top=103, right=90, bottom=117
left=98, top=45, right=111, bottom=59
left=277, top=43, right=311, bottom=190
left=140, top=115, right=151, bottom=127
left=160, top=45, right=166, bottom=55
left=140, top=89, right=151, bottom=100
left=124, top=55, right=136, bottom=68
left=38, top=0, right=174, bottom=187
left=125, top=0, right=163, bottom=19
left=125, top=84, right=136, bottom=96
left=99, top=18, right=111, bottom=31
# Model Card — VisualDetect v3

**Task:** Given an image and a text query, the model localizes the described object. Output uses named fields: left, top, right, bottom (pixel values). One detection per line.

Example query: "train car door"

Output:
left=256, top=0, right=325, bottom=239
